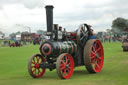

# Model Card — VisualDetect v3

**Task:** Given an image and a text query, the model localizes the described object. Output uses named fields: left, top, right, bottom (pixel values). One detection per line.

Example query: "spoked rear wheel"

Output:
left=84, top=39, right=104, bottom=73
left=28, top=54, right=46, bottom=78
left=56, top=53, right=74, bottom=79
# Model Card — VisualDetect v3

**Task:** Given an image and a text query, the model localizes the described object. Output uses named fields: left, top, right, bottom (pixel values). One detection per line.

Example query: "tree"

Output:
left=37, top=30, right=44, bottom=35
left=0, top=31, right=4, bottom=35
left=0, top=31, right=5, bottom=39
left=9, top=31, right=21, bottom=39
left=9, top=33, right=16, bottom=37
left=36, top=30, right=46, bottom=39
left=112, top=17, right=128, bottom=33
left=106, top=29, right=111, bottom=33
left=15, top=31, right=21, bottom=35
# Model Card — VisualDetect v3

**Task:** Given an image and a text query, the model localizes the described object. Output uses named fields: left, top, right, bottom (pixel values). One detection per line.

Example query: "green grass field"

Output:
left=0, top=42, right=128, bottom=85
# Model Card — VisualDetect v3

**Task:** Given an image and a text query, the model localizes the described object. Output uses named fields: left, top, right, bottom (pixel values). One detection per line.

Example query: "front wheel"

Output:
left=56, top=53, right=74, bottom=79
left=28, top=54, right=46, bottom=78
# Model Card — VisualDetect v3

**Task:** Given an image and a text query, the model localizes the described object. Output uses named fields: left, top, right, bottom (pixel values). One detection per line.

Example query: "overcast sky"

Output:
left=0, top=0, right=128, bottom=36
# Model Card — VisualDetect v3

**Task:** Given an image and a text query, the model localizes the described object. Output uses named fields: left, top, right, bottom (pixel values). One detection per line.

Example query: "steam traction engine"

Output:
left=28, top=5, right=104, bottom=79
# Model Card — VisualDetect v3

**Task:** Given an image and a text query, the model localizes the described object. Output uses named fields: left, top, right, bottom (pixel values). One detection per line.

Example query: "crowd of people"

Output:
left=96, top=34, right=128, bottom=43
left=0, top=39, right=43, bottom=47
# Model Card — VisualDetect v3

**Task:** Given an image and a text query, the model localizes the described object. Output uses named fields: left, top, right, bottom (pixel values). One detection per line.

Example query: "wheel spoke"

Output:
left=38, top=58, right=41, bottom=63
left=61, top=67, right=65, bottom=70
left=61, top=60, right=65, bottom=65
left=96, top=63, right=100, bottom=69
left=32, top=68, right=36, bottom=73
left=66, top=68, right=70, bottom=73
left=95, top=42, right=99, bottom=50
left=98, top=57, right=102, bottom=60
left=96, top=47, right=101, bottom=53
left=91, top=56, right=95, bottom=60
left=39, top=68, right=41, bottom=72
left=91, top=52, right=95, bottom=59
left=91, top=58, right=96, bottom=64
left=33, top=58, right=35, bottom=63
left=32, top=66, right=35, bottom=68
left=65, top=56, right=68, bottom=64
left=40, top=59, right=42, bottom=64
left=64, top=69, right=67, bottom=76
left=68, top=62, right=71, bottom=66
left=38, top=69, right=40, bottom=75
left=91, top=50, right=95, bottom=55
left=35, top=69, right=37, bottom=75
left=32, top=62, right=35, bottom=64
left=94, top=43, right=97, bottom=49
left=61, top=63, right=65, bottom=67
left=92, top=46, right=96, bottom=53
left=36, top=57, right=39, bottom=63
left=39, top=58, right=42, bottom=64
left=61, top=64, right=65, bottom=70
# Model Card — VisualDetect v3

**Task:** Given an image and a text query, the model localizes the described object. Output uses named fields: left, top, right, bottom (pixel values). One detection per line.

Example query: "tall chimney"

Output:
left=45, top=5, right=54, bottom=39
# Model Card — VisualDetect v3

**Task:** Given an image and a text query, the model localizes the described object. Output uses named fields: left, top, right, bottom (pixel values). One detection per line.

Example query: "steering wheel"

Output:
left=76, top=24, right=91, bottom=47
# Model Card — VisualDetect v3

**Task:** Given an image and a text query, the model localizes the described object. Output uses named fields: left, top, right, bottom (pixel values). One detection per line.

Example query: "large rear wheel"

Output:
left=84, top=39, right=104, bottom=73
left=28, top=54, right=46, bottom=78
left=56, top=53, right=74, bottom=79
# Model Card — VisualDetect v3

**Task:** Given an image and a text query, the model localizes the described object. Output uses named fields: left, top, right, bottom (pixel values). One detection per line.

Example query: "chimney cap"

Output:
left=45, top=5, right=54, bottom=8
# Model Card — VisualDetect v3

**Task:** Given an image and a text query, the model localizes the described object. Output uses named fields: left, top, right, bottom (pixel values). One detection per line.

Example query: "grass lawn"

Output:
left=0, top=42, right=128, bottom=85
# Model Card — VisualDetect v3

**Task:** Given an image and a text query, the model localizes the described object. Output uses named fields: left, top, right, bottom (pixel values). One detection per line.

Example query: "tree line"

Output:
left=112, top=17, right=128, bottom=33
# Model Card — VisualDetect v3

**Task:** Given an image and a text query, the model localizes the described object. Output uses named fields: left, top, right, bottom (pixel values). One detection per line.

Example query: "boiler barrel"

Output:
left=40, top=41, right=77, bottom=57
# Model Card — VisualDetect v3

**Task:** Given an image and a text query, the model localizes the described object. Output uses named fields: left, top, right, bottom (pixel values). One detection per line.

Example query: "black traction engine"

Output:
left=28, top=5, right=104, bottom=79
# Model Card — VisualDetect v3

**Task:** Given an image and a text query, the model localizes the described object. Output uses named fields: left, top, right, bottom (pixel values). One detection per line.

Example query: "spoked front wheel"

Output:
left=28, top=54, right=46, bottom=78
left=56, top=53, right=74, bottom=79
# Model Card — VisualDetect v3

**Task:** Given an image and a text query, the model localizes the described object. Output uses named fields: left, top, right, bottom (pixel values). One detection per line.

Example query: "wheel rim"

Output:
left=28, top=54, right=46, bottom=78
left=90, top=40, right=104, bottom=72
left=76, top=24, right=86, bottom=46
left=56, top=53, right=74, bottom=79
left=76, top=24, right=92, bottom=47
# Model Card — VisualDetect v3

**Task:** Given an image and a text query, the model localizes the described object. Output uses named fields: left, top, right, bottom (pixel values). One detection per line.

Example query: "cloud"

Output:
left=0, top=0, right=128, bottom=36
left=0, top=4, right=46, bottom=36
left=0, top=0, right=45, bottom=9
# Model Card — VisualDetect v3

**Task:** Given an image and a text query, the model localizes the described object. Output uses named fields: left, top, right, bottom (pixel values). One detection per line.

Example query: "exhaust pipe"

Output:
left=45, top=5, right=54, bottom=39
